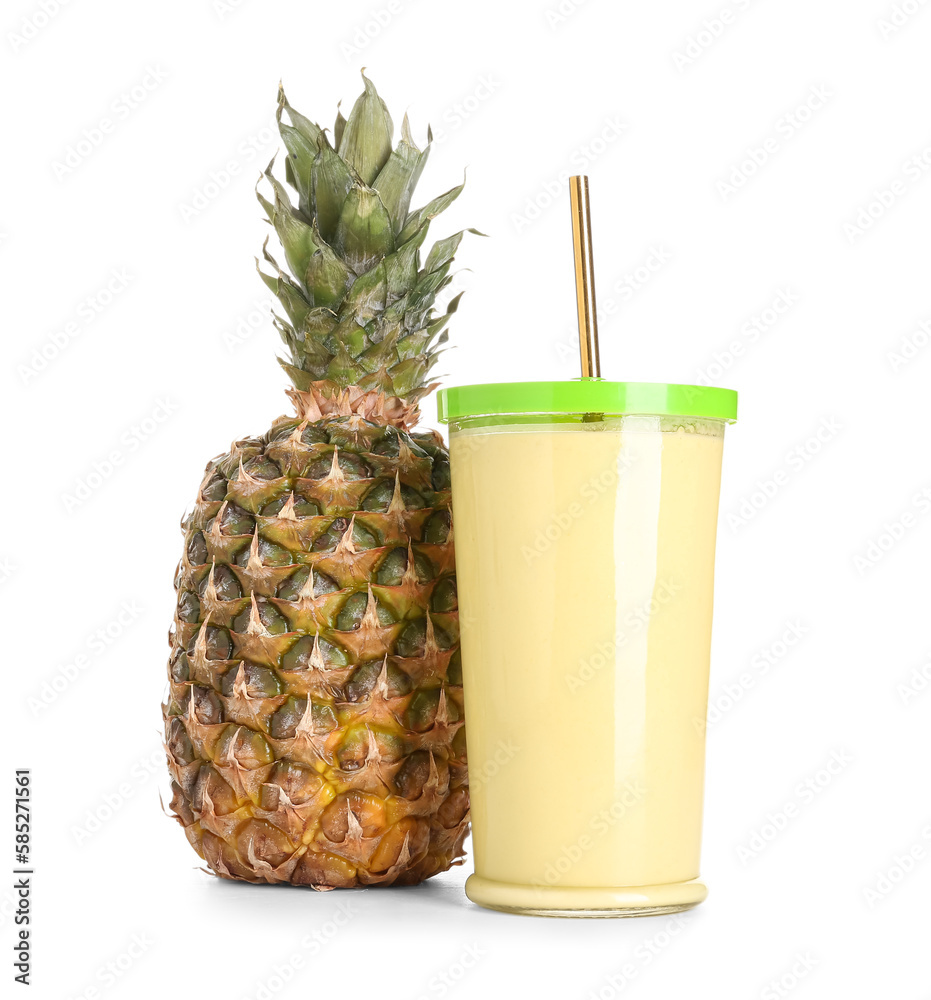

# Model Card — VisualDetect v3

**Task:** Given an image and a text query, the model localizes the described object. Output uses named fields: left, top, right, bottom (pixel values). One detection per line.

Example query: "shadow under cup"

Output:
left=437, top=380, right=738, bottom=917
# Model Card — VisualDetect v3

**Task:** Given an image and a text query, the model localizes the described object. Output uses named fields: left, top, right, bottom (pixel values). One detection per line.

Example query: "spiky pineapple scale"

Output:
left=164, top=75, right=471, bottom=887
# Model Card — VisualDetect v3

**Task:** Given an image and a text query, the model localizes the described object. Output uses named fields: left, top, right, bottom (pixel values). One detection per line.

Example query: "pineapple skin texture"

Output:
left=164, top=407, right=468, bottom=887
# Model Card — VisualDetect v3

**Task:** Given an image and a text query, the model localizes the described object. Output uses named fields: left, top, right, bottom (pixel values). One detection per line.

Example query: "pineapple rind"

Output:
left=165, top=414, right=468, bottom=886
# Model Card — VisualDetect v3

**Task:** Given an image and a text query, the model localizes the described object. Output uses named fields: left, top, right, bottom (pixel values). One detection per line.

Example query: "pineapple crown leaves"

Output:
left=256, top=72, right=478, bottom=406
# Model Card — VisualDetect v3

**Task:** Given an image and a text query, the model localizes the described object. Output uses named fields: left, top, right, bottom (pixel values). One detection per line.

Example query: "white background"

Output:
left=3, top=0, right=931, bottom=997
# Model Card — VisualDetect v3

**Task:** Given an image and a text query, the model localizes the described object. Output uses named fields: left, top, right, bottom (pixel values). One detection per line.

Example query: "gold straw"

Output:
left=569, top=175, right=601, bottom=379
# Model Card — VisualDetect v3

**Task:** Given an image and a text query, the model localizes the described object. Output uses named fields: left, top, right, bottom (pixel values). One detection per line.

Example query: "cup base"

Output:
left=465, top=874, right=707, bottom=918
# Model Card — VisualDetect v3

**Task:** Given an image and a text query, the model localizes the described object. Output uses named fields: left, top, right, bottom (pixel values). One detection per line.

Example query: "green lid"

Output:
left=437, top=380, right=738, bottom=422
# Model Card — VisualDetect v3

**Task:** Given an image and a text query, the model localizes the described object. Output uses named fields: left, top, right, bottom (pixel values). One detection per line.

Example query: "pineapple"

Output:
left=164, top=74, right=471, bottom=887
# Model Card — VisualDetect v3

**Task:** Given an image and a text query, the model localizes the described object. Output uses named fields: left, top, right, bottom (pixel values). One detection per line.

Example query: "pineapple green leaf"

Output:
left=358, top=326, right=401, bottom=373
left=325, top=340, right=364, bottom=386
left=272, top=208, right=317, bottom=295
left=335, top=185, right=394, bottom=274
left=373, top=133, right=429, bottom=235
left=388, top=356, right=431, bottom=396
left=338, top=71, right=394, bottom=185
left=397, top=176, right=465, bottom=245
left=305, top=229, right=353, bottom=309
left=312, top=138, right=354, bottom=244
left=302, top=306, right=340, bottom=340
left=262, top=157, right=294, bottom=209
left=333, top=103, right=347, bottom=150
left=329, top=316, right=368, bottom=358
left=384, top=224, right=429, bottom=298
left=426, top=291, right=464, bottom=338
left=396, top=329, right=431, bottom=362
left=278, top=358, right=317, bottom=390
left=424, top=230, right=468, bottom=274
left=256, top=182, right=274, bottom=223
left=282, top=321, right=332, bottom=371
left=401, top=111, right=415, bottom=146
left=382, top=294, right=409, bottom=324
left=256, top=259, right=278, bottom=297
left=259, top=159, right=319, bottom=288
left=338, top=261, right=387, bottom=327
left=277, top=122, right=316, bottom=216
left=277, top=84, right=323, bottom=147
left=284, top=156, right=297, bottom=192
left=257, top=241, right=311, bottom=329
left=445, top=289, right=464, bottom=315
left=272, top=314, right=299, bottom=353
left=412, top=264, right=453, bottom=303
left=413, top=296, right=461, bottom=355
left=355, top=368, right=390, bottom=395
left=364, top=311, right=402, bottom=346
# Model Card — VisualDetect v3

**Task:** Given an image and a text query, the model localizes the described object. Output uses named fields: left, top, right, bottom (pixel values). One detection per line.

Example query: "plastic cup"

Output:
left=437, top=380, right=738, bottom=917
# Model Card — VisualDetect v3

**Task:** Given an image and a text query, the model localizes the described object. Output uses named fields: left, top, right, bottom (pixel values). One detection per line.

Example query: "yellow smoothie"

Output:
left=448, top=415, right=725, bottom=915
